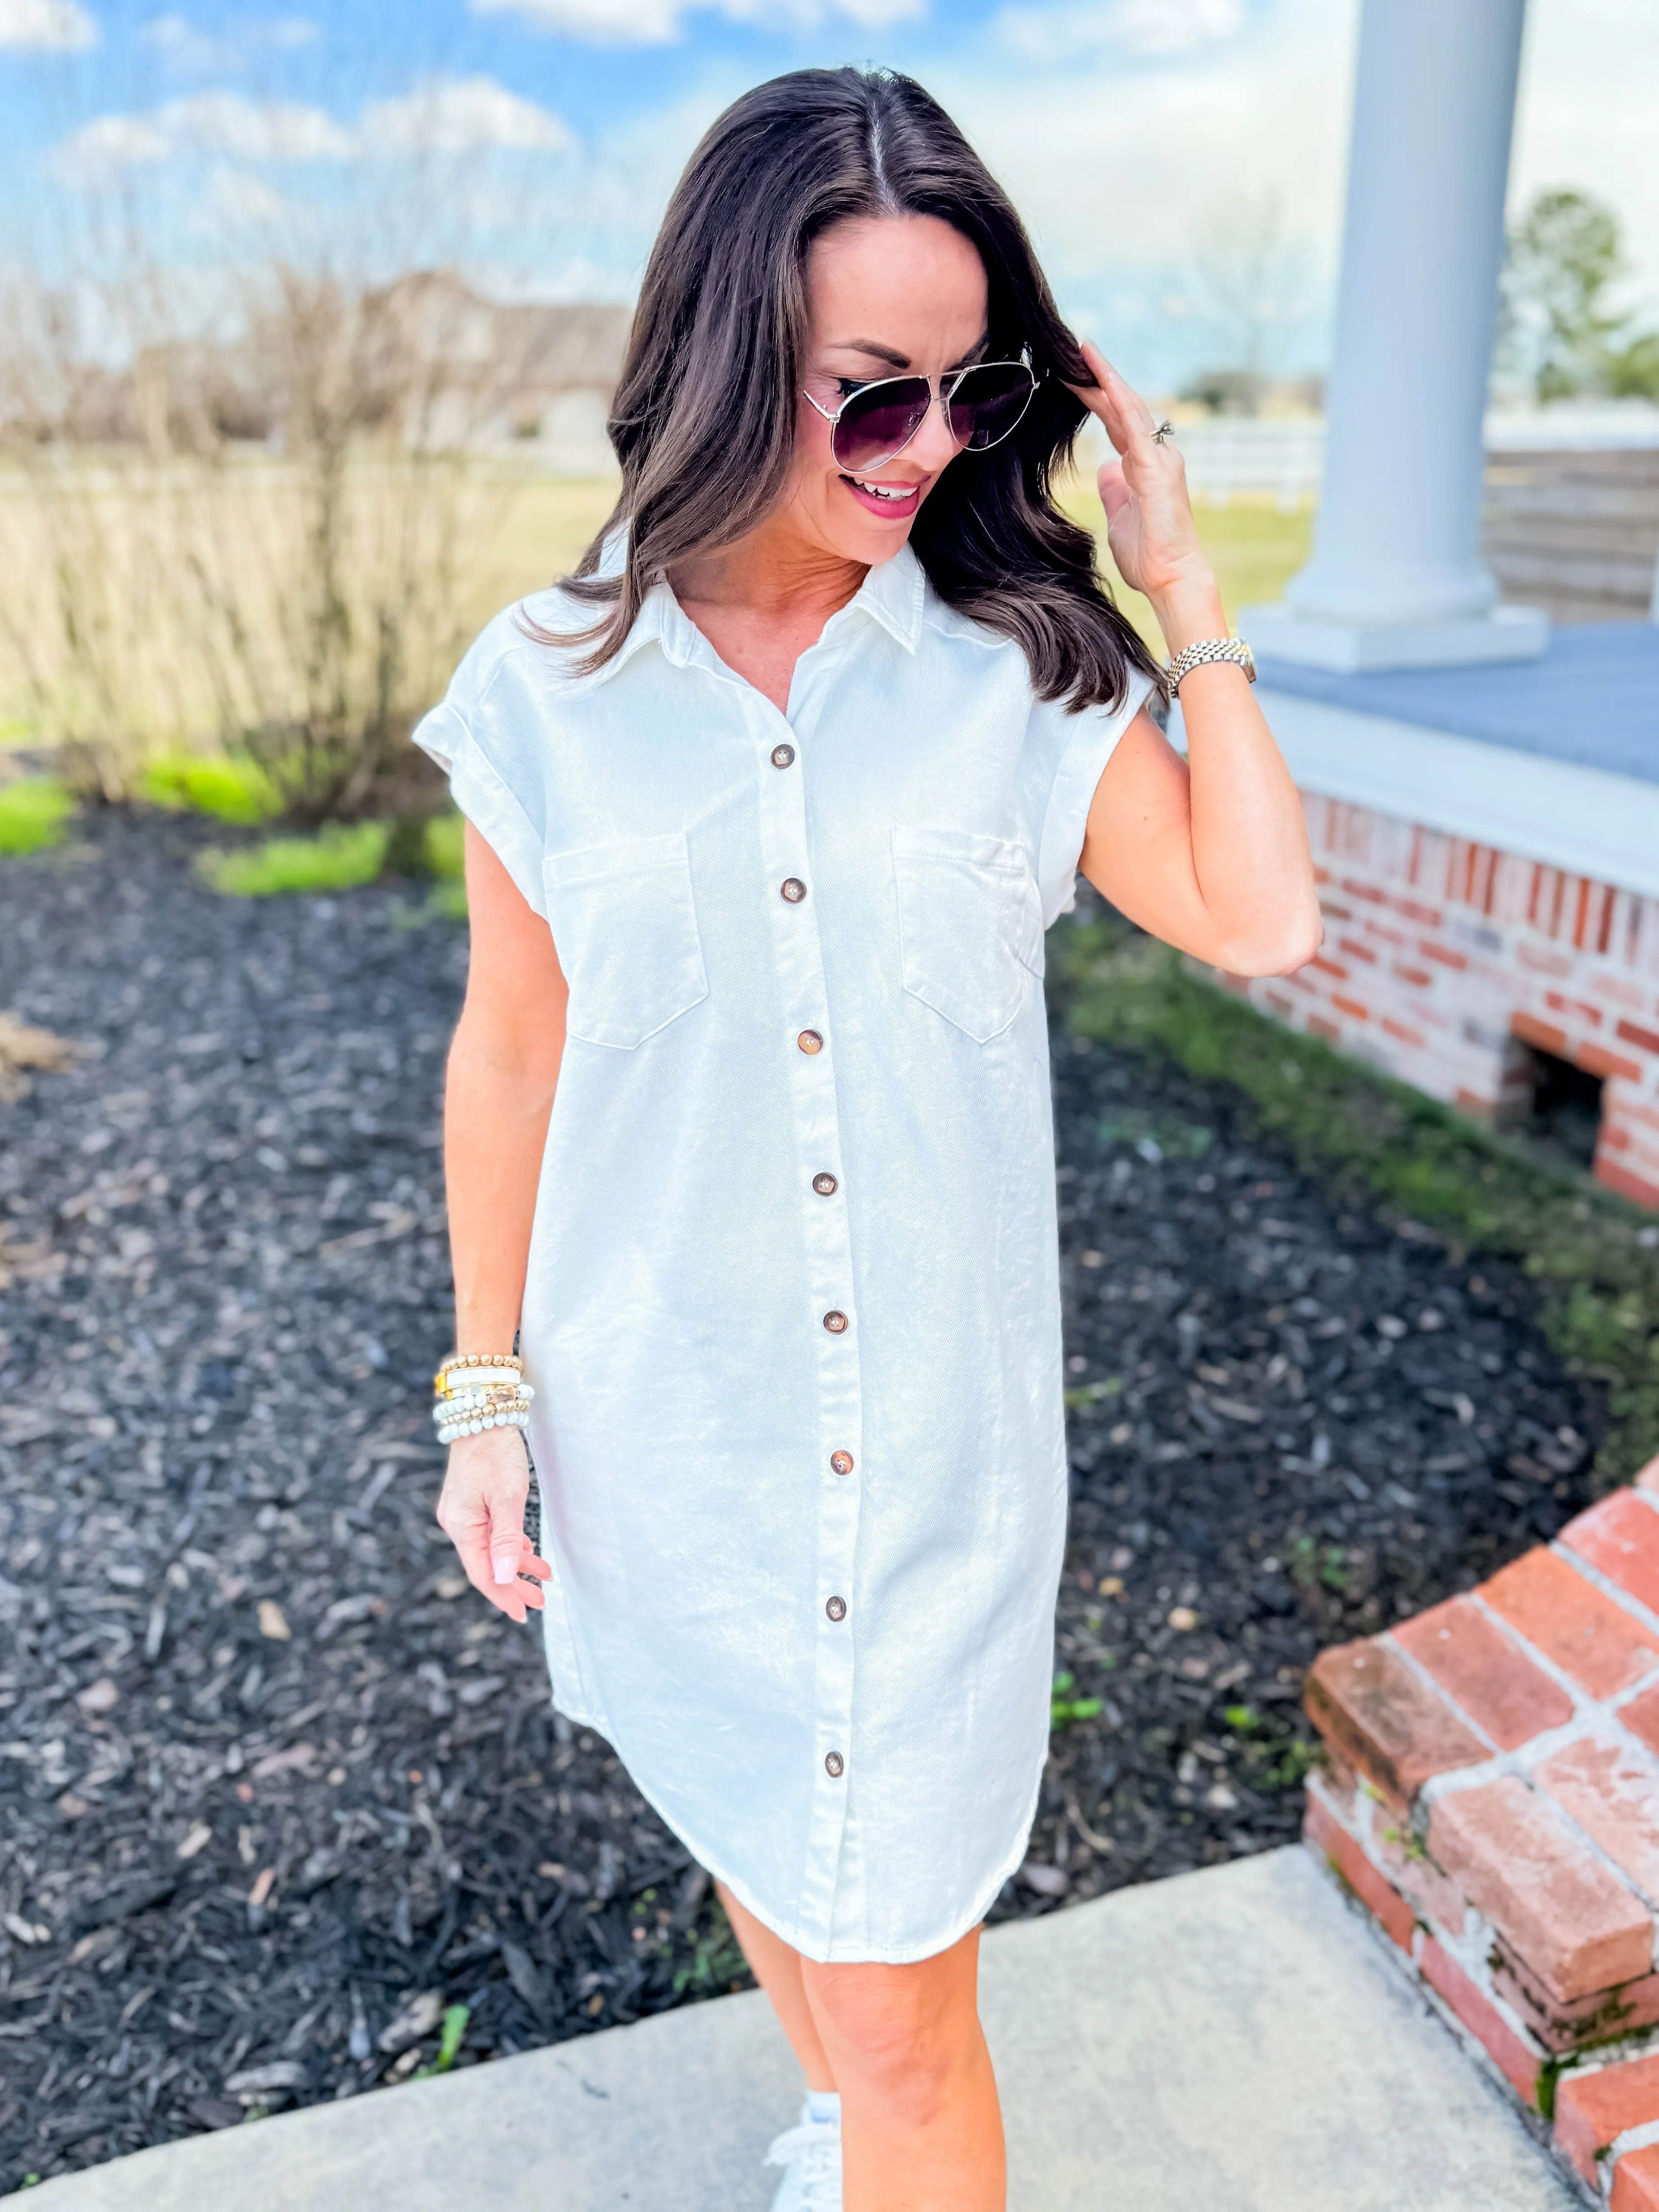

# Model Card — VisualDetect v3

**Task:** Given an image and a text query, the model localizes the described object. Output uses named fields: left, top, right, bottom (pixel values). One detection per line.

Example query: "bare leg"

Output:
left=802, top=1927, right=1004, bottom=2212
left=717, top=1879, right=838, bottom=2093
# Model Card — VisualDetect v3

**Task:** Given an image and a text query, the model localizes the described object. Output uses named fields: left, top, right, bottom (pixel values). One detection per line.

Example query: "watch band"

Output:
left=1167, top=637, right=1256, bottom=694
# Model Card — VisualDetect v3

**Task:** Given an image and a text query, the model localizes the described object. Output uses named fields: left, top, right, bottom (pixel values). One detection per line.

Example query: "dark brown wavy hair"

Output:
left=539, top=65, right=1161, bottom=713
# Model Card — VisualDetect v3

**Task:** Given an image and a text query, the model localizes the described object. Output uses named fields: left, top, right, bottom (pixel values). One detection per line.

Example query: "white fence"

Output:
left=1076, top=401, right=1659, bottom=509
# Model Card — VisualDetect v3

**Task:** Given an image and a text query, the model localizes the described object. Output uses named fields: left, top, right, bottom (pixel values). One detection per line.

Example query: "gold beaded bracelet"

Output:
left=433, top=1352, right=524, bottom=1392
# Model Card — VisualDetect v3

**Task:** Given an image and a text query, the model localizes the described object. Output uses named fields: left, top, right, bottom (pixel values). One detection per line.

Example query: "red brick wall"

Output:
left=1214, top=790, right=1659, bottom=1210
left=1302, top=1464, right=1659, bottom=2205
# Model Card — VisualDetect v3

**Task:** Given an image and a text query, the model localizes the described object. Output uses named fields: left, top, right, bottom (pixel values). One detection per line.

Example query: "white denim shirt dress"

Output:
left=415, top=543, right=1152, bottom=1963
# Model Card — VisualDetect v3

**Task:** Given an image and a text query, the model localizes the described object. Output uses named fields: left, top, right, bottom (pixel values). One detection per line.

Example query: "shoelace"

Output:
left=764, top=2120, right=843, bottom=2205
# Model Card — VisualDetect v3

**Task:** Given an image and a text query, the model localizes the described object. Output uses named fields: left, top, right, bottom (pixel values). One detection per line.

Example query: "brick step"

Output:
left=1303, top=1454, right=1659, bottom=2205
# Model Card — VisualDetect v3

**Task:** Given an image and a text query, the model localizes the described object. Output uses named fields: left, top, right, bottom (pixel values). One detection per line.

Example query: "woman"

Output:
left=417, top=65, right=1319, bottom=2212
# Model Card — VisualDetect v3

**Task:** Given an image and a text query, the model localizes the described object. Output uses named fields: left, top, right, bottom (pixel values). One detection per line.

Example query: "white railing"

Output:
left=1074, top=415, right=1322, bottom=510
left=1077, top=401, right=1659, bottom=508
left=1484, top=401, right=1659, bottom=451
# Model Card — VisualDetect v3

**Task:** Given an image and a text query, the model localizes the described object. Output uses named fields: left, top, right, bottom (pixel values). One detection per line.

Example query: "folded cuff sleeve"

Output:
left=1036, top=671, right=1155, bottom=928
left=413, top=700, right=547, bottom=920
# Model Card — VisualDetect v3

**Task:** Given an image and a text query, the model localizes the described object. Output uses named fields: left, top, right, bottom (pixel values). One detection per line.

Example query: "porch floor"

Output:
left=1257, top=622, right=1659, bottom=782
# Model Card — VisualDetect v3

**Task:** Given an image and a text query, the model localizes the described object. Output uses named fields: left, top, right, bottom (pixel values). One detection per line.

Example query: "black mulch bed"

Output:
left=0, top=814, right=1601, bottom=2191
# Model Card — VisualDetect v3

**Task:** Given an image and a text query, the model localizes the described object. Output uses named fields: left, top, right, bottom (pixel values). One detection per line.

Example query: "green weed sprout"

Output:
left=411, top=2003, right=471, bottom=2080
left=1050, top=1669, right=1103, bottom=1726
left=197, top=821, right=391, bottom=897
left=0, top=778, right=74, bottom=855
left=143, top=753, right=285, bottom=827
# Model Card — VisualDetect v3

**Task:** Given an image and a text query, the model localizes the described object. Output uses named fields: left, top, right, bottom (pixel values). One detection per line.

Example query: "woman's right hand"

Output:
left=435, top=1426, right=552, bottom=1626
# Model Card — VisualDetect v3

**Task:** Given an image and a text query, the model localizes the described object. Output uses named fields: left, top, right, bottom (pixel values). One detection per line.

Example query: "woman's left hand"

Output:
left=1067, top=341, right=1213, bottom=609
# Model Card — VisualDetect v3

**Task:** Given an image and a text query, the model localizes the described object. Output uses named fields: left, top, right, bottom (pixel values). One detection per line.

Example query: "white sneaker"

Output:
left=764, top=2109, right=843, bottom=2210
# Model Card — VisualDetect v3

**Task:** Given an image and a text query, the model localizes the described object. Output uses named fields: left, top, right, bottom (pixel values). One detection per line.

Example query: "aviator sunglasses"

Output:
left=803, top=353, right=1039, bottom=475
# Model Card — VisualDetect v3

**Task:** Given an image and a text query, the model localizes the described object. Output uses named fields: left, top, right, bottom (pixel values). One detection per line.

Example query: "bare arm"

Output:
left=433, top=822, right=566, bottom=1622
left=1071, top=344, right=1323, bottom=977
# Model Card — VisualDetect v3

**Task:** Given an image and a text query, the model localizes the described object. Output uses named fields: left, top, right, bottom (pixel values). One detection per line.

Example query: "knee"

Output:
left=807, top=1963, right=971, bottom=2128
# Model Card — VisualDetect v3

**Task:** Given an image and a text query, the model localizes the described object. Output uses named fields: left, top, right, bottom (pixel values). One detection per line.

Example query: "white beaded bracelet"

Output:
left=437, top=1411, right=531, bottom=1441
left=433, top=1388, right=534, bottom=1418
left=434, top=1414, right=531, bottom=1440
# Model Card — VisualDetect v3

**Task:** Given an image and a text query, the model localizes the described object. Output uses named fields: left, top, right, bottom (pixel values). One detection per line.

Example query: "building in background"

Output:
left=11, top=273, right=630, bottom=474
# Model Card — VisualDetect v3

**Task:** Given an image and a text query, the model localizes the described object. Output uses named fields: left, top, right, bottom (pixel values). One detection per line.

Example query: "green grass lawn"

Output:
left=1057, top=475, right=1313, bottom=655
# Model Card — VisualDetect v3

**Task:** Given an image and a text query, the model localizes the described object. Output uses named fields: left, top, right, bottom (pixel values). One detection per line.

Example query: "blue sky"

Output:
left=3, top=0, right=1656, bottom=394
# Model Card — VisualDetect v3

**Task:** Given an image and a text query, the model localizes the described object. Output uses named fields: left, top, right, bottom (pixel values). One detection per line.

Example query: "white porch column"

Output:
left=1245, top=0, right=1548, bottom=672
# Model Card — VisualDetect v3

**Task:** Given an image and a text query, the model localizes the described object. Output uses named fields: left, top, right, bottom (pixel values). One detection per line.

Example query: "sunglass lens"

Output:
left=832, top=378, right=932, bottom=473
left=947, top=363, right=1036, bottom=450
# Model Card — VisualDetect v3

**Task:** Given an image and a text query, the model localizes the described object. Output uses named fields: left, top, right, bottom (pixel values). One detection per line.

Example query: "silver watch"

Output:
left=1167, top=637, right=1256, bottom=694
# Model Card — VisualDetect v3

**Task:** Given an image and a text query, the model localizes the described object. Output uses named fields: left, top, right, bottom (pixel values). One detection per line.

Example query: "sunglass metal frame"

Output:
left=801, top=356, right=1039, bottom=474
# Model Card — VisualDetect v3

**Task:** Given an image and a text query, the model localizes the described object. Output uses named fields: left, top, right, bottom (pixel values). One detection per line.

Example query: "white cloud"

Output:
left=477, top=0, right=680, bottom=36
left=471, top=0, right=921, bottom=48
left=940, top=0, right=1353, bottom=274
left=0, top=0, right=96, bottom=51
left=56, top=111, right=171, bottom=175
left=995, top=0, right=1244, bottom=64
left=143, top=12, right=320, bottom=71
left=161, top=89, right=353, bottom=159
left=359, top=75, right=573, bottom=156
left=144, top=13, right=243, bottom=71
left=54, top=74, right=569, bottom=184
left=196, top=160, right=289, bottom=229
left=55, top=91, right=348, bottom=178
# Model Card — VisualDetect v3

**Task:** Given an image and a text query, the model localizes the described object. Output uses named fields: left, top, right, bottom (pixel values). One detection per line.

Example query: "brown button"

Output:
left=813, top=1172, right=838, bottom=1196
left=830, top=1449, right=854, bottom=1475
left=824, top=1751, right=845, bottom=1778
left=781, top=877, right=807, bottom=904
left=826, top=1595, right=846, bottom=1622
left=822, top=1310, right=849, bottom=1334
left=797, top=1029, right=823, bottom=1055
left=771, top=743, right=795, bottom=768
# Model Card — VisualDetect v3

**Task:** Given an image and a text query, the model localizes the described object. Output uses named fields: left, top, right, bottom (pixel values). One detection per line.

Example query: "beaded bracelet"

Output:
left=437, top=1411, right=531, bottom=1441
left=432, top=1388, right=532, bottom=1426
left=434, top=1351, right=524, bottom=1390
left=433, top=1383, right=536, bottom=1412
left=431, top=1398, right=528, bottom=1433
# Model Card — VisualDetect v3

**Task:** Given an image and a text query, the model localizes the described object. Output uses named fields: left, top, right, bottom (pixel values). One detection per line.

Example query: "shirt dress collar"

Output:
left=577, top=539, right=927, bottom=690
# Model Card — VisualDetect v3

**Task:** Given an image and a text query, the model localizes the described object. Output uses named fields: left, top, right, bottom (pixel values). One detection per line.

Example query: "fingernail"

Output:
left=492, top=1557, right=518, bottom=1586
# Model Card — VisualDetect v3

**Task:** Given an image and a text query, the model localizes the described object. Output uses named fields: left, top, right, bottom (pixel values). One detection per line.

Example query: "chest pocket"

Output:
left=891, top=826, right=1043, bottom=1044
left=542, top=832, right=708, bottom=1050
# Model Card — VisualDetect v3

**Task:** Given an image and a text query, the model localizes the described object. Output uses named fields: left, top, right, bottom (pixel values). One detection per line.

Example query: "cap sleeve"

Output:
left=412, top=613, right=551, bottom=919
left=1034, top=670, right=1156, bottom=927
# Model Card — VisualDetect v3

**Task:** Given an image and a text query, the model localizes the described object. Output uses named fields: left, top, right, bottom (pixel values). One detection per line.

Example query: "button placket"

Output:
left=751, top=693, right=860, bottom=1948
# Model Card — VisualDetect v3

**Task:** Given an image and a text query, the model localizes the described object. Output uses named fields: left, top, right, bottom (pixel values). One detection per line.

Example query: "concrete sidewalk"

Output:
left=31, top=1846, right=1576, bottom=2212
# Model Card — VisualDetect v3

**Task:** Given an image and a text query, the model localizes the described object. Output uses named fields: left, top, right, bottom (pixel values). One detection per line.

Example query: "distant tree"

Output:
left=1177, top=368, right=1263, bottom=418
left=1177, top=190, right=1315, bottom=416
left=1500, top=186, right=1659, bottom=402
left=1608, top=332, right=1659, bottom=403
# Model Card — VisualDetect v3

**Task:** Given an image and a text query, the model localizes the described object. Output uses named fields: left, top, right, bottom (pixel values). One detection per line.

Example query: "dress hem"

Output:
left=690, top=1767, right=1046, bottom=1967
left=548, top=1681, right=1049, bottom=1968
